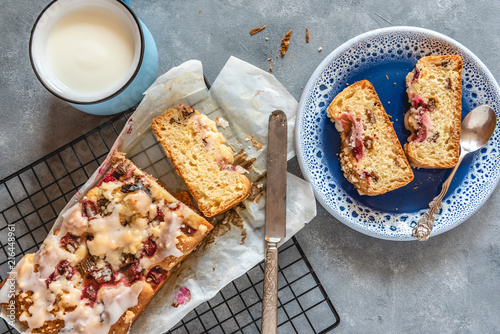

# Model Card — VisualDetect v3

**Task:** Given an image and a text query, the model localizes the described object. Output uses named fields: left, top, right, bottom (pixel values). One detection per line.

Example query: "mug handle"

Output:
left=121, top=0, right=131, bottom=6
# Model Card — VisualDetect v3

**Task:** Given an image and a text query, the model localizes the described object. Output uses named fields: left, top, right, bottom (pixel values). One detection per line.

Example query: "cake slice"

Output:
left=152, top=104, right=251, bottom=217
left=404, top=55, right=463, bottom=168
left=327, top=80, right=414, bottom=196
left=0, top=152, right=213, bottom=334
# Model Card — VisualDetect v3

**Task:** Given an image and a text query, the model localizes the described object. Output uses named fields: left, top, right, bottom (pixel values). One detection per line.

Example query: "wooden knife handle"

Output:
left=261, top=241, right=279, bottom=334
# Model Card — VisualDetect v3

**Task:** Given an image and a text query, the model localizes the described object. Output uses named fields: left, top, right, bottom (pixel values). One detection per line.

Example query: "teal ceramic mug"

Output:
left=30, top=0, right=158, bottom=115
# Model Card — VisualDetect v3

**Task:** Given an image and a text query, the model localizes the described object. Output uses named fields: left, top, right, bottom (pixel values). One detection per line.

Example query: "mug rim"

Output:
left=29, top=0, right=145, bottom=105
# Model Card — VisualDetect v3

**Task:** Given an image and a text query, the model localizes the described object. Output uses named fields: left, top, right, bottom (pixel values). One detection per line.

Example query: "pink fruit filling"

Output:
left=82, top=278, right=100, bottom=306
left=142, top=237, right=157, bottom=257
left=360, top=171, right=378, bottom=186
left=119, top=259, right=142, bottom=286
left=172, top=286, right=191, bottom=307
left=408, top=93, right=432, bottom=143
left=180, top=224, right=197, bottom=236
left=412, top=66, right=420, bottom=82
left=81, top=199, right=98, bottom=219
left=337, top=113, right=365, bottom=161
left=46, top=260, right=76, bottom=287
left=59, top=233, right=81, bottom=253
left=146, top=266, right=168, bottom=289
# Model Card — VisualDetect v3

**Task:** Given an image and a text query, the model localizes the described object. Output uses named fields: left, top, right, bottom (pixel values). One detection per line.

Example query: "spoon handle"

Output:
left=413, top=151, right=466, bottom=241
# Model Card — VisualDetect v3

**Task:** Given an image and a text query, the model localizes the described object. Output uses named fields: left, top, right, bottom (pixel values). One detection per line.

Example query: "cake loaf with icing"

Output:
left=0, top=152, right=213, bottom=334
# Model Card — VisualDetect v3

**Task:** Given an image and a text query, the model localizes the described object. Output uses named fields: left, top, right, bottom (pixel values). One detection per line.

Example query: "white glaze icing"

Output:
left=140, top=210, right=183, bottom=269
left=59, top=203, right=89, bottom=237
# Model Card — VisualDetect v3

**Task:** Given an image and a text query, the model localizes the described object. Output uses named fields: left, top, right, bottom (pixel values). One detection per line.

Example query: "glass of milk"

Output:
left=30, top=0, right=158, bottom=115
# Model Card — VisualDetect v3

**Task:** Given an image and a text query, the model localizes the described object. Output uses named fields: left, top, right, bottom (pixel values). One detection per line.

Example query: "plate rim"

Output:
left=295, top=25, right=500, bottom=241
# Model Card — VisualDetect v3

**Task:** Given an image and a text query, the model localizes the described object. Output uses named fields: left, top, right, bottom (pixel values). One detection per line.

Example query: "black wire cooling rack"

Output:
left=0, top=110, right=340, bottom=334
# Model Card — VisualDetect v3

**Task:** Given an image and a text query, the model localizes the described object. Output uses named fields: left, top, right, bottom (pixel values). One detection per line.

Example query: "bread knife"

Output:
left=261, top=110, right=287, bottom=334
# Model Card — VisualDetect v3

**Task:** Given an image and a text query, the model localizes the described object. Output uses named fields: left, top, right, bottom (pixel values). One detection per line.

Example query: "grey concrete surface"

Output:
left=1, top=0, right=499, bottom=333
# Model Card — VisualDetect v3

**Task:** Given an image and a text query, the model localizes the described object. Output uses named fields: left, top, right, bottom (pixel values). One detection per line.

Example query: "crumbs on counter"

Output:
left=394, top=82, right=397, bottom=86
left=386, top=75, right=389, bottom=80
left=306, top=28, right=309, bottom=43
left=265, top=37, right=269, bottom=41
left=246, top=136, right=263, bottom=150
left=250, top=25, right=266, bottom=36
left=280, top=29, right=293, bottom=57
left=318, top=46, right=323, bottom=52
left=215, top=116, right=229, bottom=128
left=269, top=66, right=273, bottom=72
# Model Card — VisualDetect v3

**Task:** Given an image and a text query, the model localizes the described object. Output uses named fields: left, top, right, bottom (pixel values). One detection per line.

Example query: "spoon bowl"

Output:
left=413, top=105, right=497, bottom=241
left=460, top=105, right=497, bottom=153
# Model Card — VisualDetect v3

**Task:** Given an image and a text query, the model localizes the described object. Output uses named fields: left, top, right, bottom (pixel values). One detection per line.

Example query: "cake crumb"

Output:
left=215, top=116, right=229, bottom=128
left=394, top=82, right=397, bottom=86
left=386, top=75, right=389, bottom=80
left=247, top=136, right=263, bottom=150
left=265, top=37, right=269, bottom=41
left=269, top=66, right=273, bottom=72
left=250, top=25, right=266, bottom=36
left=388, top=101, right=391, bottom=104
left=346, top=83, right=349, bottom=86
left=280, top=29, right=293, bottom=57
left=306, top=28, right=309, bottom=43
left=124, top=311, right=135, bottom=324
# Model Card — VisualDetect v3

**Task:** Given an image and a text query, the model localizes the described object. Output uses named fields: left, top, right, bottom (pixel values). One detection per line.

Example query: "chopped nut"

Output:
left=363, top=136, right=373, bottom=150
left=250, top=25, right=266, bottom=36
left=365, top=109, right=376, bottom=124
left=430, top=132, right=440, bottom=142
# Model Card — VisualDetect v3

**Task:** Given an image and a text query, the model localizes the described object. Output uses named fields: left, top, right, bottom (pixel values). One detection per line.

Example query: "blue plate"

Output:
left=296, top=27, right=500, bottom=241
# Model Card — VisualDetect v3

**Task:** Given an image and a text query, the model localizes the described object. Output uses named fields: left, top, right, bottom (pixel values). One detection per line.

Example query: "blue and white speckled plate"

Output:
left=296, top=26, right=500, bottom=241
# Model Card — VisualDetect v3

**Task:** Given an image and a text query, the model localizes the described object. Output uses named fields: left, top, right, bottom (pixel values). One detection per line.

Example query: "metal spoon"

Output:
left=413, top=105, right=497, bottom=241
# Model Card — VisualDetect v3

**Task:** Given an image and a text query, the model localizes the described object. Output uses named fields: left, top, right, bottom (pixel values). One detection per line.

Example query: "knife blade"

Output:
left=261, top=110, right=287, bottom=334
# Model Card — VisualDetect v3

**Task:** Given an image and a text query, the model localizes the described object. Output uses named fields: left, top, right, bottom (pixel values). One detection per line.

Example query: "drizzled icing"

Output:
left=141, top=210, right=184, bottom=269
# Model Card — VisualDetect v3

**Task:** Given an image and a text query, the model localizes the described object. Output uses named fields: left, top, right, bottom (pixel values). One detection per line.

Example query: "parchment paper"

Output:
left=2, top=57, right=317, bottom=333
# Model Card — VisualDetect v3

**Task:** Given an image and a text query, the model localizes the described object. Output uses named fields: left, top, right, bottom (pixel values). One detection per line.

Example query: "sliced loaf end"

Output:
left=152, top=105, right=251, bottom=217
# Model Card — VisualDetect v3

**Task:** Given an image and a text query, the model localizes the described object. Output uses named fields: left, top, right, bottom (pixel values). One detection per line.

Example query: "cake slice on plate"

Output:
left=404, top=55, right=463, bottom=168
left=327, top=80, right=414, bottom=196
